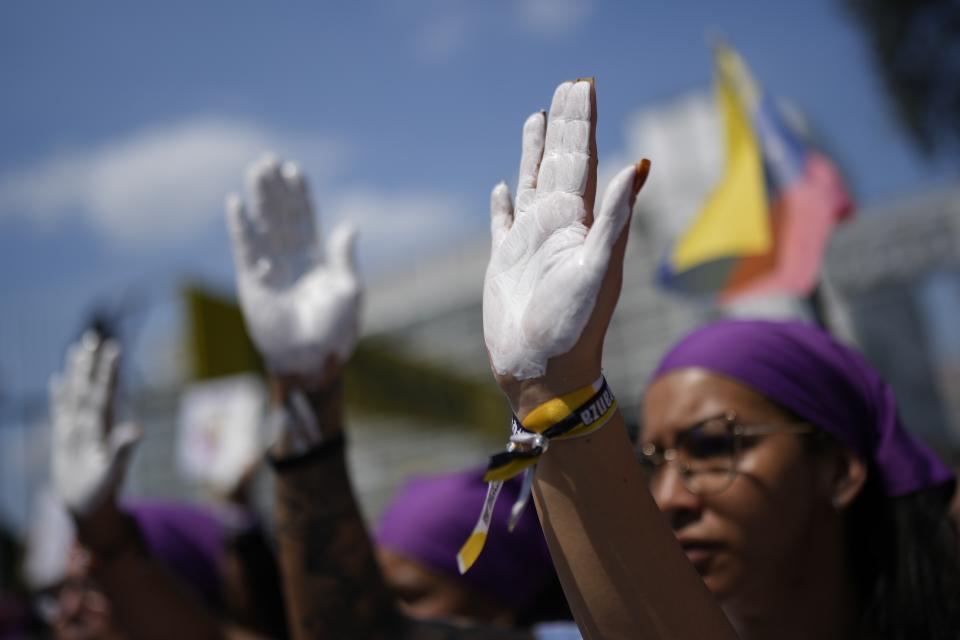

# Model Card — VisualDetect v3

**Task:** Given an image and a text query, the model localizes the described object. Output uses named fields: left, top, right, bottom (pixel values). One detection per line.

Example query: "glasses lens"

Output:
left=678, top=416, right=736, bottom=495
left=636, top=442, right=659, bottom=484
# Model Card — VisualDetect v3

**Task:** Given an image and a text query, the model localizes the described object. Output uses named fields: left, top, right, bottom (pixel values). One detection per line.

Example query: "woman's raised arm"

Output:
left=481, top=78, right=738, bottom=640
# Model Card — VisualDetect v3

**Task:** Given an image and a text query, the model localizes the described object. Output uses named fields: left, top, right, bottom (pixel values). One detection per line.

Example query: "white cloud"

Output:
left=412, top=1, right=590, bottom=62
left=415, top=11, right=471, bottom=63
left=516, top=0, right=590, bottom=37
left=0, top=117, right=347, bottom=245
left=597, top=91, right=722, bottom=242
left=325, top=186, right=481, bottom=274
left=0, top=115, right=484, bottom=277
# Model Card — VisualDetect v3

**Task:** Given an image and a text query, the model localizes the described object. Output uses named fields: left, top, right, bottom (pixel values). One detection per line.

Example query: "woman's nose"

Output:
left=650, top=463, right=702, bottom=528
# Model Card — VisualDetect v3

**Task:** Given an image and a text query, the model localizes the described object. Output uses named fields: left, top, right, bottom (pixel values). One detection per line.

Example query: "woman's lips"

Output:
left=679, top=539, right=724, bottom=570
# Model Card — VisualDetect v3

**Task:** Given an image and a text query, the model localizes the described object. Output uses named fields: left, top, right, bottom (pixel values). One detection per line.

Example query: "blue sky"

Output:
left=1, top=0, right=958, bottom=401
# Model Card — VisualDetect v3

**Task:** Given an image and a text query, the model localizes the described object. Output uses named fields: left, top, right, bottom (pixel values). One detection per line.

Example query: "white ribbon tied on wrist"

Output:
left=483, top=81, right=638, bottom=379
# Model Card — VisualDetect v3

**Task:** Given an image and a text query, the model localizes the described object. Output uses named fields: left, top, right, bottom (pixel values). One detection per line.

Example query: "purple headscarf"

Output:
left=651, top=319, right=953, bottom=497
left=124, top=501, right=230, bottom=608
left=375, top=467, right=560, bottom=615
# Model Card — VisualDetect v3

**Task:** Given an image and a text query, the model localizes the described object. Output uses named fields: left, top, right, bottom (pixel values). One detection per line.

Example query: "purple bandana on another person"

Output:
left=651, top=319, right=954, bottom=496
left=124, top=501, right=229, bottom=609
left=375, top=467, right=561, bottom=617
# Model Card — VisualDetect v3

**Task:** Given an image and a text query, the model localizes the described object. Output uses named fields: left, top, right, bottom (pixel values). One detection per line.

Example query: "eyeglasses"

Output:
left=637, top=411, right=814, bottom=496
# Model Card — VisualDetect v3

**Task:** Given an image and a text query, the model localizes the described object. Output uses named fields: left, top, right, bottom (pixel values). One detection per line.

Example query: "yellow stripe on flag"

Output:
left=672, top=44, right=770, bottom=271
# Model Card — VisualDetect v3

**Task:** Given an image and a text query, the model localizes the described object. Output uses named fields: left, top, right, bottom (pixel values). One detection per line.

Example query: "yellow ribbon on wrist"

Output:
left=521, top=381, right=602, bottom=433
left=457, top=375, right=617, bottom=574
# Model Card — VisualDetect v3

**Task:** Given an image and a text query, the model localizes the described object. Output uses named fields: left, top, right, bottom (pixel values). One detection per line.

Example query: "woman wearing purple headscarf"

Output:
left=638, top=319, right=960, bottom=639
left=470, top=79, right=959, bottom=639
left=373, top=467, right=569, bottom=628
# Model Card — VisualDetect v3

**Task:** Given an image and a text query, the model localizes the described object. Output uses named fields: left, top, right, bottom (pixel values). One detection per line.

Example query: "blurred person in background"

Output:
left=373, top=467, right=570, bottom=629
left=225, top=153, right=580, bottom=639
left=45, top=331, right=287, bottom=639
left=477, top=77, right=960, bottom=639
left=30, top=500, right=284, bottom=640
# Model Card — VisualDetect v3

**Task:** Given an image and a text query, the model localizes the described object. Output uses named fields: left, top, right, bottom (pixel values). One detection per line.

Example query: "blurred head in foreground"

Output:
left=375, top=467, right=569, bottom=628
left=641, top=319, right=959, bottom=638
left=29, top=500, right=285, bottom=640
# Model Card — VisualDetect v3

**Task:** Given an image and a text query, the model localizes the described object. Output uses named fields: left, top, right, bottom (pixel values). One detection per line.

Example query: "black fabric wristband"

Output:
left=267, top=431, right=346, bottom=472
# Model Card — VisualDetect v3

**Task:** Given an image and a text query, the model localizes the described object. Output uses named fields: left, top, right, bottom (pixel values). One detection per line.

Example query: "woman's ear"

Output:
left=822, top=448, right=868, bottom=511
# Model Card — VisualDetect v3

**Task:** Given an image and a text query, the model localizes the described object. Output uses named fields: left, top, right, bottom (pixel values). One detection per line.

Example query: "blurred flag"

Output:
left=658, top=43, right=853, bottom=301
left=182, top=284, right=505, bottom=432
left=184, top=284, right=263, bottom=380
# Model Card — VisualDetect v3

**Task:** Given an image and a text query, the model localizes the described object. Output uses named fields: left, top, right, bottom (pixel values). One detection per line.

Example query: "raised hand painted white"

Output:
left=50, top=332, right=141, bottom=516
left=484, top=80, right=639, bottom=379
left=226, top=153, right=361, bottom=377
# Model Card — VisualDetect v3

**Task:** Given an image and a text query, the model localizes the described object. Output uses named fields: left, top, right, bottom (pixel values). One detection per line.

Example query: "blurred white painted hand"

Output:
left=50, top=333, right=141, bottom=516
left=484, top=80, right=644, bottom=380
left=226, top=154, right=361, bottom=378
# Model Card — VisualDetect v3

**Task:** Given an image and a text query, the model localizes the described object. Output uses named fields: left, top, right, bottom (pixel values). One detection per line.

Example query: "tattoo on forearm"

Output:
left=275, top=453, right=402, bottom=640
left=271, top=381, right=539, bottom=640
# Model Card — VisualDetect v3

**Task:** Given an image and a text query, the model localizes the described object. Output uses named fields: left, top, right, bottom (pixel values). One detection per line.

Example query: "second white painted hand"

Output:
left=226, top=153, right=361, bottom=379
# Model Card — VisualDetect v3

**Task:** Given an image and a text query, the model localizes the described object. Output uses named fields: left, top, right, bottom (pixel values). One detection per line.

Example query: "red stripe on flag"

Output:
left=720, top=153, right=853, bottom=302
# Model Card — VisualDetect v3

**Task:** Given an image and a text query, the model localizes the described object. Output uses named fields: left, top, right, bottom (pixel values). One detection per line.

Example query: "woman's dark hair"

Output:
left=790, top=403, right=960, bottom=639
left=821, top=438, right=960, bottom=639
left=850, top=475, right=960, bottom=639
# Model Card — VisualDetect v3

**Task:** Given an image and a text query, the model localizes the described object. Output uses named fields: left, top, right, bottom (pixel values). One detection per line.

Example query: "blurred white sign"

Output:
left=176, top=374, right=266, bottom=495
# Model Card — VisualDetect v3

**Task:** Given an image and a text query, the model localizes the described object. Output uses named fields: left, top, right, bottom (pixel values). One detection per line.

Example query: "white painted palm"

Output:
left=484, top=80, right=641, bottom=379
left=50, top=333, right=141, bottom=516
left=226, top=154, right=360, bottom=378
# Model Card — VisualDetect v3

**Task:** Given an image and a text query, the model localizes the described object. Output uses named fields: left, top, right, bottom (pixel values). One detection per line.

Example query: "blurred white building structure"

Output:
left=359, top=186, right=960, bottom=450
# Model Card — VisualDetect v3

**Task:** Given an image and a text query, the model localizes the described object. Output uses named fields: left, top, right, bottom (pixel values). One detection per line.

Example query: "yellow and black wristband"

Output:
left=484, top=377, right=617, bottom=483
